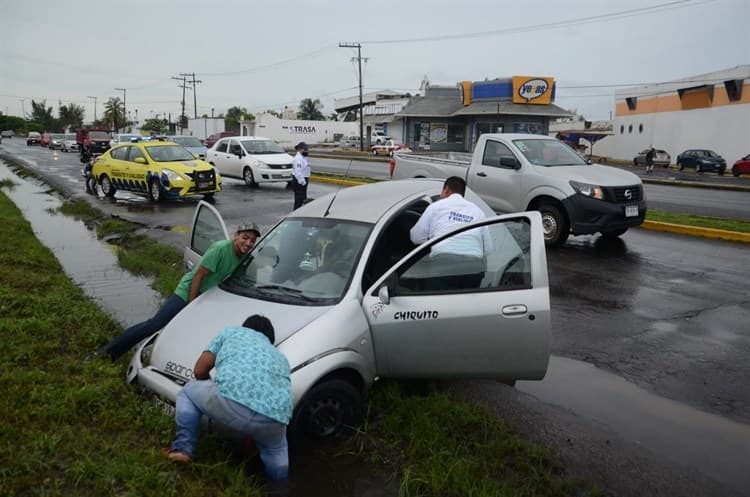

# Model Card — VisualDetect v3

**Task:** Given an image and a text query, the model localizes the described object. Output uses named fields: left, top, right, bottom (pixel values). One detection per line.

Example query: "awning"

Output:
left=555, top=130, right=612, bottom=143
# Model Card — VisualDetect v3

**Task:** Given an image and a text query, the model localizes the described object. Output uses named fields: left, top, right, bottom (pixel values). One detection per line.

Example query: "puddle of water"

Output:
left=0, top=162, right=161, bottom=327
left=517, top=355, right=750, bottom=494
left=1, top=161, right=395, bottom=496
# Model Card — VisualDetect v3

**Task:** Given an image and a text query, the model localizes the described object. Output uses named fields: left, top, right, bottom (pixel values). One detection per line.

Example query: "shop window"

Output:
left=626, top=97, right=637, bottom=111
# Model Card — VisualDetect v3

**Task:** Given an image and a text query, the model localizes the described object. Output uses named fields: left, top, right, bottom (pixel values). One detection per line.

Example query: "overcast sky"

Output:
left=1, top=0, right=747, bottom=123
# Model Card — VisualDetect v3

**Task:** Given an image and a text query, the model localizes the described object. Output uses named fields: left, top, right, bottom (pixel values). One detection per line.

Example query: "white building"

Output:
left=613, top=65, right=750, bottom=164
left=239, top=113, right=357, bottom=146
left=334, top=90, right=412, bottom=143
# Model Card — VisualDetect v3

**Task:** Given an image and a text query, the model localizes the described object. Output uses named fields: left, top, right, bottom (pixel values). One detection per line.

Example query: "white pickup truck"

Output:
left=391, top=133, right=646, bottom=246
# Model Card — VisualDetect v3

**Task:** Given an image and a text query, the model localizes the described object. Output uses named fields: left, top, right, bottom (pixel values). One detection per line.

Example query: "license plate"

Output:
left=625, top=205, right=638, bottom=217
left=197, top=181, right=211, bottom=189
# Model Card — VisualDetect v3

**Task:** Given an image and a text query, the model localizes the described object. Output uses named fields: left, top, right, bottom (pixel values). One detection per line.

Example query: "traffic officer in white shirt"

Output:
left=409, top=176, right=490, bottom=289
left=291, top=141, right=311, bottom=209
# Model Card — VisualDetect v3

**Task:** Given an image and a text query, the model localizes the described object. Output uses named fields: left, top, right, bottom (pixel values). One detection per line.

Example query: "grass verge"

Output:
left=646, top=209, right=750, bottom=234
left=2, top=181, right=597, bottom=496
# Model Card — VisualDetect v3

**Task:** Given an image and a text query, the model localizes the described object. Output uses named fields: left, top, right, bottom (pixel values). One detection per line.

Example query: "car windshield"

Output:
left=514, top=139, right=588, bottom=166
left=221, top=218, right=372, bottom=305
left=698, top=150, right=719, bottom=158
left=170, top=136, right=203, bottom=147
left=52, top=134, right=65, bottom=139
left=240, top=139, right=286, bottom=154
left=145, top=144, right=198, bottom=162
left=64, top=134, right=75, bottom=140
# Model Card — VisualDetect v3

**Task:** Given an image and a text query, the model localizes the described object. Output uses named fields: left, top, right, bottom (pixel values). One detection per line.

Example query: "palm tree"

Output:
left=58, top=103, right=85, bottom=130
left=103, top=97, right=124, bottom=131
left=297, top=98, right=325, bottom=121
left=30, top=100, right=55, bottom=131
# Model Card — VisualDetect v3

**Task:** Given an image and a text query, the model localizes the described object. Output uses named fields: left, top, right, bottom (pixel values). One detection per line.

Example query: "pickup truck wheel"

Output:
left=99, top=174, right=116, bottom=197
left=539, top=203, right=569, bottom=246
left=292, top=379, right=362, bottom=440
left=148, top=177, right=161, bottom=202
left=242, top=167, right=257, bottom=187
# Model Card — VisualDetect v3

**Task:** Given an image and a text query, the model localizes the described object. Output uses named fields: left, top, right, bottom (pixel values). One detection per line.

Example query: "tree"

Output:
left=264, top=109, right=281, bottom=118
left=225, top=106, right=254, bottom=131
left=30, top=100, right=55, bottom=131
left=103, top=97, right=124, bottom=131
left=58, top=103, right=85, bottom=130
left=297, top=98, right=324, bottom=121
left=0, top=114, right=25, bottom=133
left=141, top=118, right=168, bottom=134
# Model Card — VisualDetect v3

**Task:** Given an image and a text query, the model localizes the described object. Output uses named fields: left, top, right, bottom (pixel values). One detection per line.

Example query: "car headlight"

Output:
left=570, top=180, right=604, bottom=200
left=161, top=168, right=181, bottom=181
left=255, top=161, right=270, bottom=169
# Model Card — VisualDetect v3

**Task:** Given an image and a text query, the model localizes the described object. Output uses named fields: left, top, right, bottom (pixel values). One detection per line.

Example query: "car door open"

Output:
left=361, top=211, right=551, bottom=382
left=184, top=200, right=230, bottom=271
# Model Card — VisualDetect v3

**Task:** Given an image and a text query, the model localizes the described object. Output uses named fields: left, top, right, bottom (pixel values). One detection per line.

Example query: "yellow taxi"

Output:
left=91, top=139, right=221, bottom=202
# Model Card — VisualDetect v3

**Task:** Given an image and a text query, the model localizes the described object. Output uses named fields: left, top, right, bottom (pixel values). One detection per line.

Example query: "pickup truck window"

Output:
left=514, top=139, right=587, bottom=167
left=482, top=140, right=516, bottom=168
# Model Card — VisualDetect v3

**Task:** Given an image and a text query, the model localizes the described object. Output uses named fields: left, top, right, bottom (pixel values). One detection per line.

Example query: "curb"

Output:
left=311, top=152, right=389, bottom=163
left=641, top=177, right=750, bottom=192
left=640, top=220, right=750, bottom=243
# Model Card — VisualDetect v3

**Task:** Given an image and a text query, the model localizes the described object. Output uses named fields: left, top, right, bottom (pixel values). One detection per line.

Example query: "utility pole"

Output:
left=172, top=75, right=188, bottom=132
left=114, top=88, right=126, bottom=131
left=339, top=42, right=367, bottom=151
left=181, top=72, right=202, bottom=119
left=87, top=96, right=97, bottom=123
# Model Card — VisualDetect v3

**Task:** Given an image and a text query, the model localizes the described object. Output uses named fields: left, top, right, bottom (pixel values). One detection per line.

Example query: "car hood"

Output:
left=248, top=153, right=294, bottom=165
left=148, top=286, right=332, bottom=370
left=535, top=164, right=641, bottom=186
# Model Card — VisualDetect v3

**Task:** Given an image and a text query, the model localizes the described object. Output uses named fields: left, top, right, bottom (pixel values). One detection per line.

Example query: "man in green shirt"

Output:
left=93, top=222, right=261, bottom=360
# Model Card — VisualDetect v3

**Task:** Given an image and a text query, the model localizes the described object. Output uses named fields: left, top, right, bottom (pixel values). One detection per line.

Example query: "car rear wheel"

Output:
left=292, top=379, right=362, bottom=440
left=538, top=203, right=569, bottom=247
left=242, top=167, right=257, bottom=187
left=678, top=161, right=684, bottom=171
left=148, top=177, right=161, bottom=202
left=99, top=174, right=116, bottom=197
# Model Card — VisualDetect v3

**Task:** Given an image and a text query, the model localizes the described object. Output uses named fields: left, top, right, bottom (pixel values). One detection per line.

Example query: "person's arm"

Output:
left=193, top=350, right=216, bottom=380
left=188, top=265, right=212, bottom=302
left=410, top=205, right=434, bottom=245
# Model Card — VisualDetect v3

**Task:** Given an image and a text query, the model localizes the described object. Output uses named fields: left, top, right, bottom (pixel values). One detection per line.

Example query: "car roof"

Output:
left=287, top=178, right=491, bottom=224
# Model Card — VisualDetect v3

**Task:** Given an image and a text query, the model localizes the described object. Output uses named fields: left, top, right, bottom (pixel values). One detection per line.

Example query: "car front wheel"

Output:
left=538, top=203, right=569, bottom=247
left=292, top=379, right=362, bottom=440
left=733, top=166, right=740, bottom=177
left=148, top=177, right=161, bottom=202
left=99, top=174, right=116, bottom=197
left=242, top=167, right=256, bottom=187
left=678, top=161, right=684, bottom=171
left=718, top=167, right=725, bottom=176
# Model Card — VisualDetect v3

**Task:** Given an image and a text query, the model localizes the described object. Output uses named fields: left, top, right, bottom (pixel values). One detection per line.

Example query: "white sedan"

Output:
left=205, top=136, right=294, bottom=187
left=128, top=179, right=551, bottom=440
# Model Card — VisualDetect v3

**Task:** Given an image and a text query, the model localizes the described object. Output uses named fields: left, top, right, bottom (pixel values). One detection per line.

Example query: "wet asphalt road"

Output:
left=2, top=140, right=750, bottom=496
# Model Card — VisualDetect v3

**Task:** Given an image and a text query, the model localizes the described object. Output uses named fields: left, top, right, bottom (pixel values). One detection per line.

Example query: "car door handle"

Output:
left=476, top=172, right=487, bottom=177
left=502, top=305, right=527, bottom=316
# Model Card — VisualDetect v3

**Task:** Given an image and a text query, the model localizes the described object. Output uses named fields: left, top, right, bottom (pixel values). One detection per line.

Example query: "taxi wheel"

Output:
left=292, top=379, right=362, bottom=440
left=243, top=167, right=257, bottom=188
left=148, top=178, right=161, bottom=203
left=100, top=174, right=116, bottom=197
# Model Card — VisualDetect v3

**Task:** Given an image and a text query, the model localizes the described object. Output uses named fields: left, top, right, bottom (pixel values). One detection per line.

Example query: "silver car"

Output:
left=633, top=148, right=671, bottom=167
left=60, top=134, right=79, bottom=153
left=127, top=179, right=551, bottom=438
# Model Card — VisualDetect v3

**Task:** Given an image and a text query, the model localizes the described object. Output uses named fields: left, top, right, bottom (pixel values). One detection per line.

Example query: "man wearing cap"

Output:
left=91, top=222, right=261, bottom=361
left=291, top=141, right=310, bottom=210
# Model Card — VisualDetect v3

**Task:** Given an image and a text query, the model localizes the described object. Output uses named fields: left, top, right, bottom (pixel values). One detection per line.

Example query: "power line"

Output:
left=358, top=0, right=714, bottom=44
left=197, top=45, right=336, bottom=77
left=181, top=73, right=202, bottom=119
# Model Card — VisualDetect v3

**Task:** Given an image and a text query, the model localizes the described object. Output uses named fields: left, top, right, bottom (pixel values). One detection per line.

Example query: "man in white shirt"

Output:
left=409, top=176, right=490, bottom=289
left=291, top=141, right=310, bottom=209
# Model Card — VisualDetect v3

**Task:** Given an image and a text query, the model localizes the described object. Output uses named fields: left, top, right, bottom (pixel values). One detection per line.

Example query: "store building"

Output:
left=333, top=90, right=412, bottom=143
left=613, top=65, right=750, bottom=165
left=395, top=77, right=572, bottom=152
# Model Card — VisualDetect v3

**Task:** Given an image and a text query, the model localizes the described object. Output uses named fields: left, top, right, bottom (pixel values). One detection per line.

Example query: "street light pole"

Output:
left=87, top=96, right=97, bottom=123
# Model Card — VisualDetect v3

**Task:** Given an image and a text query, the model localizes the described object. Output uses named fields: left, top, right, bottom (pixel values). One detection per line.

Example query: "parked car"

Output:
left=205, top=131, right=236, bottom=148
left=49, top=133, right=66, bottom=150
left=166, top=135, right=207, bottom=160
left=109, top=133, right=142, bottom=148
left=205, top=136, right=293, bottom=187
left=40, top=132, right=53, bottom=147
left=342, top=135, right=361, bottom=148
left=633, top=148, right=670, bottom=167
left=371, top=140, right=411, bottom=156
left=676, top=149, right=727, bottom=175
left=61, top=134, right=79, bottom=153
left=1, top=130, right=14, bottom=138
left=91, top=140, right=221, bottom=202
left=371, top=131, right=390, bottom=145
left=26, top=131, right=42, bottom=146
left=732, top=154, right=750, bottom=177
left=127, top=179, right=552, bottom=439
left=76, top=129, right=111, bottom=159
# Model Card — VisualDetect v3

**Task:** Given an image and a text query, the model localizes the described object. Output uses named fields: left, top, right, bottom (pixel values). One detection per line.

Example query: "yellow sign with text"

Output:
left=512, top=76, right=555, bottom=105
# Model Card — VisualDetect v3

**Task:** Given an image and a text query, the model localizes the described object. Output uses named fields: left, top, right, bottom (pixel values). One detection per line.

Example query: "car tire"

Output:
left=678, top=161, right=684, bottom=171
left=600, top=228, right=628, bottom=238
left=696, top=164, right=703, bottom=173
left=733, top=166, right=740, bottom=177
left=99, top=174, right=116, bottom=197
left=291, top=379, right=363, bottom=440
left=718, top=168, right=725, bottom=176
left=538, top=203, right=569, bottom=247
left=85, top=174, right=98, bottom=194
left=633, top=159, right=638, bottom=166
left=148, top=177, right=161, bottom=202
left=242, top=167, right=257, bottom=188
left=372, top=149, right=378, bottom=156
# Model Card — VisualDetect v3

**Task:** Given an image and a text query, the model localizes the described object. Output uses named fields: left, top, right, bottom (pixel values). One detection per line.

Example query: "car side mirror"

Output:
left=378, top=285, right=390, bottom=305
left=500, top=156, right=521, bottom=169
left=134, top=157, right=147, bottom=164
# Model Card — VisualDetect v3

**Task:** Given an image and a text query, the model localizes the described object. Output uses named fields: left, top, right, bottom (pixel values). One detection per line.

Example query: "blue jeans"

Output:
left=104, top=294, right=187, bottom=359
left=172, top=380, right=289, bottom=481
